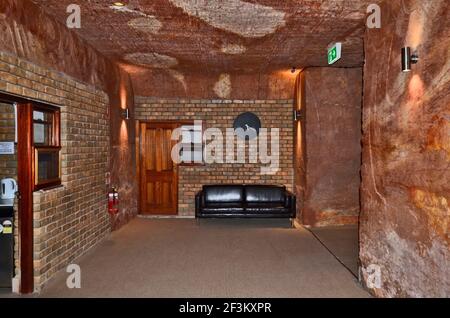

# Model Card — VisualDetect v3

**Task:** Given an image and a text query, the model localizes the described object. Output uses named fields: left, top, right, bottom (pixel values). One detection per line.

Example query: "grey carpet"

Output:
left=310, top=225, right=359, bottom=276
left=33, top=218, right=369, bottom=298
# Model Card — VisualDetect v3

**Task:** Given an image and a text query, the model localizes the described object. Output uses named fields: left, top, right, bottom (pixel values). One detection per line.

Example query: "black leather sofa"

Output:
left=195, top=185, right=296, bottom=218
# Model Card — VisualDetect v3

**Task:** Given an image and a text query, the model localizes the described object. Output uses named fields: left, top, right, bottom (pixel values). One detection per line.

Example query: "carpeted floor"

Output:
left=32, top=218, right=369, bottom=298
left=310, top=225, right=359, bottom=276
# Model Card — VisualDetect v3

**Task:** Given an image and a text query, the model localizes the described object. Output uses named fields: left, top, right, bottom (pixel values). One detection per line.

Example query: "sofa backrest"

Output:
left=203, top=185, right=244, bottom=203
left=244, top=185, right=286, bottom=203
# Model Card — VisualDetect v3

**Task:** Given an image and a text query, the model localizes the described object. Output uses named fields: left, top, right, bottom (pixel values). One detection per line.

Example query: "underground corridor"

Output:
left=0, top=0, right=448, bottom=299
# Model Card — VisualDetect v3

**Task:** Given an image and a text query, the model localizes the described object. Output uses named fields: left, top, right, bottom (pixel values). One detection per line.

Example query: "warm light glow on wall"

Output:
left=120, top=119, right=128, bottom=142
left=408, top=74, right=425, bottom=102
left=279, top=68, right=301, bottom=79
left=118, top=63, right=148, bottom=75
left=119, top=77, right=129, bottom=141
left=120, top=82, right=127, bottom=110
left=406, top=10, right=425, bottom=50
left=296, top=121, right=303, bottom=155
left=400, top=74, right=425, bottom=127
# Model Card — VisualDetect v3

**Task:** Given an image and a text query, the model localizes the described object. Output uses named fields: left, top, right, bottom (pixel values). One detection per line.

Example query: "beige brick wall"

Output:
left=0, top=102, right=19, bottom=280
left=0, top=102, right=16, bottom=180
left=135, top=97, right=294, bottom=216
left=0, top=51, right=110, bottom=291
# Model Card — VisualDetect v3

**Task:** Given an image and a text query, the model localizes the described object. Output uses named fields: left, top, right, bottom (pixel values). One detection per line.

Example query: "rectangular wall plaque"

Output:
left=0, top=142, right=15, bottom=155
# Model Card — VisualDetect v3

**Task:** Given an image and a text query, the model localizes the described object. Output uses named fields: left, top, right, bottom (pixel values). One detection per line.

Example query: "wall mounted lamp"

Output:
left=401, top=47, right=419, bottom=72
left=121, top=108, right=130, bottom=120
left=112, top=2, right=126, bottom=7
left=294, top=109, right=304, bottom=121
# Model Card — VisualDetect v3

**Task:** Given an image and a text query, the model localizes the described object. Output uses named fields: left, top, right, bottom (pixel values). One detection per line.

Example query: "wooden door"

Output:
left=139, top=122, right=178, bottom=215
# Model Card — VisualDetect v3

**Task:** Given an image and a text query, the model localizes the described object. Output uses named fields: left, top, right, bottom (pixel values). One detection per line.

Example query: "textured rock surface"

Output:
left=360, top=0, right=450, bottom=297
left=30, top=0, right=372, bottom=98
left=127, top=69, right=298, bottom=99
left=294, top=73, right=306, bottom=219
left=109, top=68, right=138, bottom=230
left=297, top=68, right=362, bottom=227
left=128, top=16, right=163, bottom=34
left=124, top=52, right=178, bottom=68
left=221, top=43, right=247, bottom=55
left=213, top=73, right=232, bottom=98
left=168, top=0, right=286, bottom=38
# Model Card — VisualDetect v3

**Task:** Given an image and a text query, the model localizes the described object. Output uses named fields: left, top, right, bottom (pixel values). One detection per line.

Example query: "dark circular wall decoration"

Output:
left=233, top=112, right=261, bottom=140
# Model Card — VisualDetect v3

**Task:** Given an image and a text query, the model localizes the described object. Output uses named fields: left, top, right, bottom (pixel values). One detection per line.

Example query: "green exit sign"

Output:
left=328, top=42, right=342, bottom=64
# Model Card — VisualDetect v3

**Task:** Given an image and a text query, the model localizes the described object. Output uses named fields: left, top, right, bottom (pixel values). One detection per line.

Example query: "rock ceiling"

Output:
left=31, top=0, right=373, bottom=74
left=29, top=0, right=375, bottom=97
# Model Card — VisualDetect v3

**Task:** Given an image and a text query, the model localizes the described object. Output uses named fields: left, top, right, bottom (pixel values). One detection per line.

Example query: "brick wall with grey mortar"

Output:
left=0, top=102, right=16, bottom=180
left=135, top=97, right=294, bottom=216
left=0, top=102, right=19, bottom=282
left=0, top=51, right=110, bottom=292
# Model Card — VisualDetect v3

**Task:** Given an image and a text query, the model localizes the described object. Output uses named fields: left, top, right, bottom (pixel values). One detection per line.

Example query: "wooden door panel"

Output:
left=145, top=129, right=155, bottom=170
left=140, top=123, right=178, bottom=215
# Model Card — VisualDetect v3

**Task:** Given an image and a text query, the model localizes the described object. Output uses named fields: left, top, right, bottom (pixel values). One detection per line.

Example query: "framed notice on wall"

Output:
left=0, top=142, right=15, bottom=155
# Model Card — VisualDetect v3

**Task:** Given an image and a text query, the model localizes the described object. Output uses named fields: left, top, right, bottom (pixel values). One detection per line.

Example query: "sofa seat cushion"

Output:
left=245, top=185, right=286, bottom=203
left=202, top=202, right=245, bottom=214
left=201, top=207, right=245, bottom=214
left=245, top=202, right=289, bottom=214
left=204, top=202, right=243, bottom=209
left=203, top=185, right=244, bottom=203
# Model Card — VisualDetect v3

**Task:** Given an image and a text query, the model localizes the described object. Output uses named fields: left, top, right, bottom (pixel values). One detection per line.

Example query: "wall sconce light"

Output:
left=121, top=108, right=130, bottom=120
left=294, top=109, right=304, bottom=121
left=112, top=2, right=126, bottom=7
left=401, top=47, right=419, bottom=72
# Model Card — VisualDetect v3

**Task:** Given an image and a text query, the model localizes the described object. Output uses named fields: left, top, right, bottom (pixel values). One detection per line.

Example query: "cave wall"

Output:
left=0, top=0, right=137, bottom=229
left=109, top=68, right=137, bottom=230
left=294, top=72, right=306, bottom=220
left=296, top=67, right=362, bottom=227
left=128, top=68, right=298, bottom=99
left=360, top=0, right=449, bottom=297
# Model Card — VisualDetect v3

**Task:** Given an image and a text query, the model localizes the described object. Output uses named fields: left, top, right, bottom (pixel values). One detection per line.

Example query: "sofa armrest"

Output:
left=284, top=190, right=296, bottom=211
left=195, top=191, right=204, bottom=216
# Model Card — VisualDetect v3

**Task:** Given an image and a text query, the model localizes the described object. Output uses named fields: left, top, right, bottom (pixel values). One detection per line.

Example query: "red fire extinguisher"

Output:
left=108, top=187, right=119, bottom=215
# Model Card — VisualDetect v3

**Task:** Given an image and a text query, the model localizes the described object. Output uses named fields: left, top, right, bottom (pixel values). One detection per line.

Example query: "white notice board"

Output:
left=0, top=142, right=15, bottom=155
